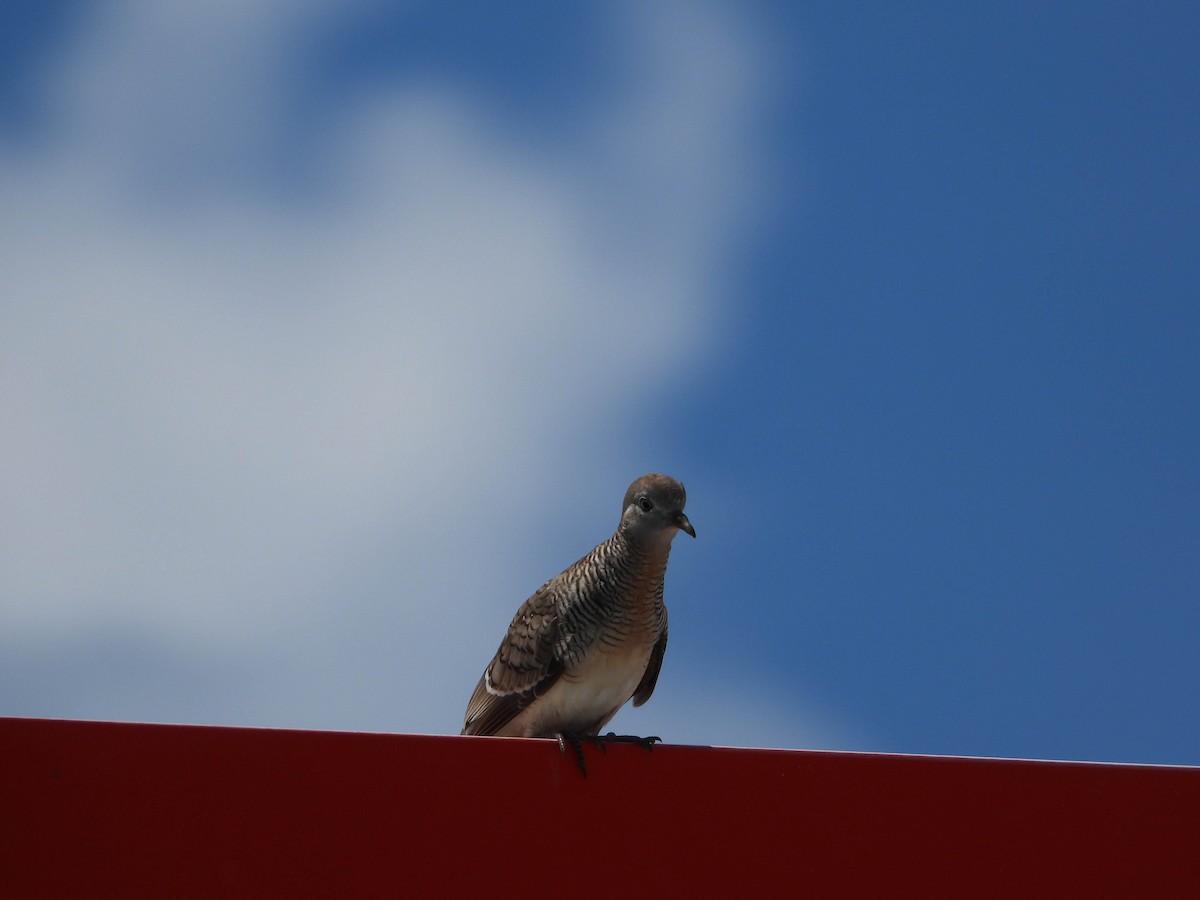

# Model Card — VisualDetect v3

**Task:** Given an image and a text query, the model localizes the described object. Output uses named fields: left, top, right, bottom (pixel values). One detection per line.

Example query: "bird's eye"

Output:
left=637, top=497, right=653, bottom=512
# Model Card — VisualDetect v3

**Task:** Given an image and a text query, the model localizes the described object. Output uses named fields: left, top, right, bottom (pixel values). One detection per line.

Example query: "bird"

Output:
left=461, top=473, right=694, bottom=763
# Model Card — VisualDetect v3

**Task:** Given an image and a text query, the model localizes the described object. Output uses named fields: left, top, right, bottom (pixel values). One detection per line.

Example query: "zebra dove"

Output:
left=461, top=474, right=694, bottom=748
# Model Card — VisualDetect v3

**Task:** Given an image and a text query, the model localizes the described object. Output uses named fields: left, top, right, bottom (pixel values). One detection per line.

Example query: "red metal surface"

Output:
left=3, top=717, right=1199, bottom=898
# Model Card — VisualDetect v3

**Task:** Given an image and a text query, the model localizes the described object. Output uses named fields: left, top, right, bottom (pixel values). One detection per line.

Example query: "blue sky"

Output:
left=2, top=1, right=1197, bottom=765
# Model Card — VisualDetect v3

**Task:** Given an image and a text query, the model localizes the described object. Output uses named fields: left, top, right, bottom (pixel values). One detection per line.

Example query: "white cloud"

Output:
left=0, top=1, right=819, bottom=746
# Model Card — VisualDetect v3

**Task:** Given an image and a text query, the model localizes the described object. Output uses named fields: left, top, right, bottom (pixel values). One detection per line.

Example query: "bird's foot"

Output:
left=599, top=732, right=661, bottom=753
left=556, top=732, right=663, bottom=776
left=556, top=732, right=591, bottom=777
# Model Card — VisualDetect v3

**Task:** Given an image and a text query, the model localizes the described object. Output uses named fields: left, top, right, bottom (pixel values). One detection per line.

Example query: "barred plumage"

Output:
left=461, top=474, right=694, bottom=739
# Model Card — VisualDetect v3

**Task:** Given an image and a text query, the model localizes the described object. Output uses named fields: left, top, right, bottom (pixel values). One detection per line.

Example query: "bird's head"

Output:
left=620, top=473, right=696, bottom=543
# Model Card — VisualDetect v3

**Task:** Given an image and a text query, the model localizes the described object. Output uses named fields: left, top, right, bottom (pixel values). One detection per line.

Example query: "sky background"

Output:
left=2, top=1, right=1197, bottom=765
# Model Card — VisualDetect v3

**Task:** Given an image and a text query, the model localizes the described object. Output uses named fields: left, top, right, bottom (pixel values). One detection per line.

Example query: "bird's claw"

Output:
left=555, top=732, right=663, bottom=777
left=601, top=732, right=661, bottom=752
left=556, top=733, right=590, bottom=777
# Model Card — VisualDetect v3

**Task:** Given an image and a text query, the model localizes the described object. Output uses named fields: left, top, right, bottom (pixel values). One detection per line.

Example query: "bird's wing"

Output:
left=631, top=619, right=668, bottom=707
left=461, top=582, right=565, bottom=736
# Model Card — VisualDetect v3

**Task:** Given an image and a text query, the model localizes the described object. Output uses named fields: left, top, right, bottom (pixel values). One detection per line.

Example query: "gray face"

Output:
left=620, top=473, right=696, bottom=541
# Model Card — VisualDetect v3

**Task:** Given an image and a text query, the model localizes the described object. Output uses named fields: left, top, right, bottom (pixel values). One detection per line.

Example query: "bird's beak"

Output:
left=675, top=512, right=696, bottom=538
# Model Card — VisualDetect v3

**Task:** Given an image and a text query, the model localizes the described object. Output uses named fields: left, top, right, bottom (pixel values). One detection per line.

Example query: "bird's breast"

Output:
left=524, top=638, right=655, bottom=735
